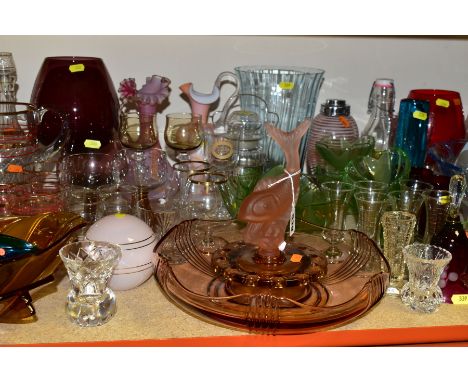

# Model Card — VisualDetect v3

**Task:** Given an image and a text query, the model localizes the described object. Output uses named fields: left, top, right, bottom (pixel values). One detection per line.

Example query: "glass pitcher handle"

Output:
left=36, top=107, right=68, bottom=156
left=215, top=72, right=239, bottom=127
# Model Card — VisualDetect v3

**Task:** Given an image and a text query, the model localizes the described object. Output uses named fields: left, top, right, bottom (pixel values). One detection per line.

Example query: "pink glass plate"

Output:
left=155, top=219, right=390, bottom=334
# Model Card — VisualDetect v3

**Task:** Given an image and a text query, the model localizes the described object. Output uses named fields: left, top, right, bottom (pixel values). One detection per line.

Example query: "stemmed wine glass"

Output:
left=321, top=181, right=355, bottom=263
left=186, top=171, right=230, bottom=254
left=164, top=113, right=203, bottom=162
left=58, top=152, right=120, bottom=224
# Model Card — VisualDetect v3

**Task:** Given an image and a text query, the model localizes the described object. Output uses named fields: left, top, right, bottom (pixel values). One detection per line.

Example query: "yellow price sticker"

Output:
left=279, top=82, right=294, bottom=90
left=451, top=294, right=468, bottom=304
left=69, top=64, right=85, bottom=73
left=435, top=98, right=450, bottom=108
left=114, top=213, right=126, bottom=218
left=413, top=110, right=428, bottom=121
left=439, top=195, right=451, bottom=205
left=84, top=139, right=101, bottom=149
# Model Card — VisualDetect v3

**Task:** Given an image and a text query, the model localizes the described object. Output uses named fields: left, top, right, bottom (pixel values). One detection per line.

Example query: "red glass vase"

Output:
left=31, top=56, right=120, bottom=155
left=407, top=89, right=465, bottom=147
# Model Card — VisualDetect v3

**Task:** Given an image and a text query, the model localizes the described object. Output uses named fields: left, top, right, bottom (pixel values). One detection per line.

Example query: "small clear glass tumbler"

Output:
left=59, top=240, right=122, bottom=327
left=401, top=243, right=452, bottom=313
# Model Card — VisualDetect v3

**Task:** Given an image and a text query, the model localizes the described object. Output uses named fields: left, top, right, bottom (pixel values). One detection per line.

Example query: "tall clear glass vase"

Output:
left=234, top=66, right=325, bottom=168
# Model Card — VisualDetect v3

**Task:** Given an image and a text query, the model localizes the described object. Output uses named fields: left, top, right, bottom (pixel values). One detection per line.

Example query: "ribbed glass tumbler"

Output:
left=381, top=211, right=417, bottom=295
left=234, top=66, right=325, bottom=167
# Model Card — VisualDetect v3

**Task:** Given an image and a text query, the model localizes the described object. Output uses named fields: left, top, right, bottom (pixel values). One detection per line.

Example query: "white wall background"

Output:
left=1, top=35, right=468, bottom=133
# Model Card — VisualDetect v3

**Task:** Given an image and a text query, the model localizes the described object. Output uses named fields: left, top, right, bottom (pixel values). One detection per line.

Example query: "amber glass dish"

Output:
left=0, top=212, right=87, bottom=322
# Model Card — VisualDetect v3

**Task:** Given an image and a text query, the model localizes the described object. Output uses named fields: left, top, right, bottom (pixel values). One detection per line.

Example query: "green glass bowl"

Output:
left=315, top=135, right=375, bottom=171
left=344, top=148, right=411, bottom=189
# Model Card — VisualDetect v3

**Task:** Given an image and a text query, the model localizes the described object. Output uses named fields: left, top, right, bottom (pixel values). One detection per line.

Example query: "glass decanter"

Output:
left=431, top=174, right=468, bottom=303
left=362, top=79, right=397, bottom=152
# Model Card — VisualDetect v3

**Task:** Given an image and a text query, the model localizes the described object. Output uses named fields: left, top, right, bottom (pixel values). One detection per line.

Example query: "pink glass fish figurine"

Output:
left=237, top=120, right=311, bottom=261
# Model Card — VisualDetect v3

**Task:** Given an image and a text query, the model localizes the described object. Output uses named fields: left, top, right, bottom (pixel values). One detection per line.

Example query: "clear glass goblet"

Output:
left=354, top=190, right=388, bottom=242
left=186, top=171, right=230, bottom=254
left=321, top=181, right=355, bottom=263
left=58, top=152, right=119, bottom=189
left=172, top=160, right=211, bottom=212
left=116, top=146, right=168, bottom=200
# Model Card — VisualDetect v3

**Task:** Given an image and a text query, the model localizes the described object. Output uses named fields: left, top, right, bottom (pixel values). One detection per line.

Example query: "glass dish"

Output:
left=0, top=211, right=87, bottom=322
left=155, top=219, right=390, bottom=334
left=344, top=148, right=411, bottom=188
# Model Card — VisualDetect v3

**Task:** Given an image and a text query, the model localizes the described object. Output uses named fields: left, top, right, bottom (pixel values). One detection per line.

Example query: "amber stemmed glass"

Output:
left=164, top=113, right=203, bottom=162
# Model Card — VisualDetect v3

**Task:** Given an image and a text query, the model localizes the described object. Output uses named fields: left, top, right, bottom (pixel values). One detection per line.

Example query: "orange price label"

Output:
left=290, top=254, right=303, bottom=263
left=0, top=248, right=5, bottom=257
left=69, top=64, right=85, bottom=73
left=7, top=164, right=23, bottom=173
left=338, top=115, right=350, bottom=128
left=435, top=98, right=450, bottom=108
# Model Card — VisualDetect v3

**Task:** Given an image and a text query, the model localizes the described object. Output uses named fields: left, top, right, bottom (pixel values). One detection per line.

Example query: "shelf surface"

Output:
left=1, top=265, right=467, bottom=346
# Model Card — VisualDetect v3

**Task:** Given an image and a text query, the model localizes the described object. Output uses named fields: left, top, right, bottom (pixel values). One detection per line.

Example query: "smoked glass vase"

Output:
left=31, top=56, right=120, bottom=155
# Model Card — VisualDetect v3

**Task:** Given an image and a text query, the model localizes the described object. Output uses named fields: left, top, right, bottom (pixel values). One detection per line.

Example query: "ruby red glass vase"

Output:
left=31, top=56, right=120, bottom=155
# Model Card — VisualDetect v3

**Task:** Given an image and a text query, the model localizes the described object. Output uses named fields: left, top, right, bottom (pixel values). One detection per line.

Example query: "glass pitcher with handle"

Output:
left=0, top=101, right=67, bottom=176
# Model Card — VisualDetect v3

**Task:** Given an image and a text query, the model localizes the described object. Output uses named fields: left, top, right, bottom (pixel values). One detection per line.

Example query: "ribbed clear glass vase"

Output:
left=234, top=66, right=325, bottom=168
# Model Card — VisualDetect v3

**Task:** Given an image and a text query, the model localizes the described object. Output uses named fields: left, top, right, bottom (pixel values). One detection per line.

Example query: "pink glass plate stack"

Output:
left=155, top=219, right=390, bottom=334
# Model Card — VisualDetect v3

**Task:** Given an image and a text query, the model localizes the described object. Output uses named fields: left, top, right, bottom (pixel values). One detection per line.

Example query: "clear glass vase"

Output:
left=234, top=66, right=325, bottom=168
left=401, top=243, right=452, bottom=313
